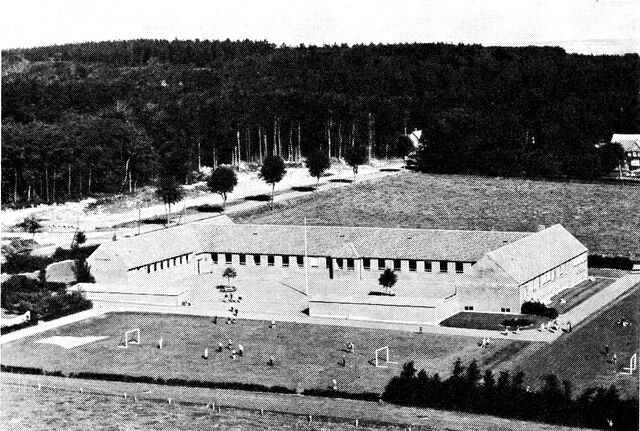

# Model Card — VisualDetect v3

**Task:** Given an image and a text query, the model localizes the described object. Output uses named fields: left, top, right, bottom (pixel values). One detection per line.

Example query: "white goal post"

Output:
left=620, top=353, right=637, bottom=375
left=375, top=346, right=398, bottom=368
left=119, top=328, right=140, bottom=348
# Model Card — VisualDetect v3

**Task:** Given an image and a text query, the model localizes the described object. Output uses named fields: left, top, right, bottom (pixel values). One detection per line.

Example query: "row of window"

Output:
left=210, top=253, right=468, bottom=274
left=132, top=253, right=190, bottom=274
left=464, top=305, right=511, bottom=313
left=362, top=258, right=466, bottom=274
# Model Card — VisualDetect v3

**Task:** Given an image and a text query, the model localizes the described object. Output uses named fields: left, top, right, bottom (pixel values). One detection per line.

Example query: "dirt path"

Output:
left=1, top=373, right=591, bottom=431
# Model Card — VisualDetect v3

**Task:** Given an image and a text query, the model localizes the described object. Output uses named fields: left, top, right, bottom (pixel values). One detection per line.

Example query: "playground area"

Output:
left=0, top=312, right=541, bottom=394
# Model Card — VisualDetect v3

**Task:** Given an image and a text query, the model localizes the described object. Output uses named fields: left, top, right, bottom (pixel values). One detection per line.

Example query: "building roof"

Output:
left=477, top=224, right=587, bottom=285
left=195, top=224, right=531, bottom=262
left=611, top=134, right=640, bottom=152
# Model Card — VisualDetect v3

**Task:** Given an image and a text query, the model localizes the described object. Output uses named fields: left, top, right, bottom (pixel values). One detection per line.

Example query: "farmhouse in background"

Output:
left=85, top=218, right=588, bottom=325
left=611, top=133, right=640, bottom=177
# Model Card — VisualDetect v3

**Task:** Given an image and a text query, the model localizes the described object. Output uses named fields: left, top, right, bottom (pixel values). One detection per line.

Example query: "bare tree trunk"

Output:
left=68, top=163, right=72, bottom=196
left=404, top=118, right=407, bottom=135
left=129, top=170, right=133, bottom=194
left=273, top=117, right=277, bottom=157
left=28, top=184, right=32, bottom=201
left=122, top=158, right=130, bottom=192
left=297, top=121, right=301, bottom=161
left=351, top=120, right=356, bottom=147
left=45, top=166, right=50, bottom=202
left=288, top=127, right=293, bottom=162
left=235, top=130, right=241, bottom=168
left=327, top=117, right=332, bottom=159
left=14, top=169, right=18, bottom=203
left=198, top=135, right=202, bottom=170
left=212, top=144, right=218, bottom=170
left=338, top=122, right=343, bottom=160
left=245, top=126, right=250, bottom=163
left=263, top=134, right=268, bottom=159
left=88, top=168, right=92, bottom=195
left=52, top=168, right=56, bottom=202
left=257, top=126, right=263, bottom=161
left=367, top=113, right=373, bottom=160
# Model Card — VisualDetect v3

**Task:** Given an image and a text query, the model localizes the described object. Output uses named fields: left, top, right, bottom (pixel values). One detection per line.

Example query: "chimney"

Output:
left=537, top=224, right=546, bottom=232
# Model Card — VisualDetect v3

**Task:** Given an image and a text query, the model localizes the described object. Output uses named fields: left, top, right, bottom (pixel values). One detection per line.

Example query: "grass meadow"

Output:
left=512, top=286, right=640, bottom=398
left=0, top=312, right=538, bottom=394
left=233, top=171, right=640, bottom=259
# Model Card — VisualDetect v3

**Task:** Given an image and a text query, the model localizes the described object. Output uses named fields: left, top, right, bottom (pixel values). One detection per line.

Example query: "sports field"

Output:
left=0, top=312, right=540, bottom=394
left=233, top=171, right=640, bottom=258
left=512, top=285, right=640, bottom=398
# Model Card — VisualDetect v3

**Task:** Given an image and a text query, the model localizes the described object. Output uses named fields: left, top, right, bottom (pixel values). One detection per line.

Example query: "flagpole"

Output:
left=304, top=217, right=309, bottom=296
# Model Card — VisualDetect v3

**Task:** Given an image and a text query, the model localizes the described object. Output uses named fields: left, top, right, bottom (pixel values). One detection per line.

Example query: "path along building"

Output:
left=85, top=218, right=588, bottom=324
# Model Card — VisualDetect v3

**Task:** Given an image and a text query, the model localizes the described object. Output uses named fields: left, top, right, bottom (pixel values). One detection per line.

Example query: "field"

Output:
left=512, top=285, right=640, bottom=398
left=0, top=312, right=540, bottom=394
left=233, top=171, right=640, bottom=258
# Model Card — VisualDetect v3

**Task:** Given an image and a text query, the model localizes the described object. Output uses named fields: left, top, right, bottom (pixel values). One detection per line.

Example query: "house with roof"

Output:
left=85, top=218, right=587, bottom=324
left=611, top=134, right=640, bottom=176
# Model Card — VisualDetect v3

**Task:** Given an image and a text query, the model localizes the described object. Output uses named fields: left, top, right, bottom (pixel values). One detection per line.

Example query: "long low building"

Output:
left=87, top=217, right=588, bottom=324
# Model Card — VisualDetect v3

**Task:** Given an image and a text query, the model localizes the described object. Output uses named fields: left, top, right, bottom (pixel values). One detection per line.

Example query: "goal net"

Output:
left=119, top=328, right=140, bottom=348
left=375, top=346, right=398, bottom=368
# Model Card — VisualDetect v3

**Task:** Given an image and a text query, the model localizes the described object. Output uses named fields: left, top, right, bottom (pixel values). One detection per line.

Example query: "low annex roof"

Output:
left=195, top=223, right=532, bottom=262
left=480, top=224, right=587, bottom=285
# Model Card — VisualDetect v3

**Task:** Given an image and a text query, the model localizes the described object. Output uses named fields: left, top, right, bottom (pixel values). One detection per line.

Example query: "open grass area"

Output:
left=0, top=312, right=540, bottom=394
left=233, top=171, right=640, bottom=258
left=511, top=285, right=640, bottom=398
left=440, top=312, right=548, bottom=331
left=548, top=278, right=616, bottom=314
left=0, top=386, right=407, bottom=431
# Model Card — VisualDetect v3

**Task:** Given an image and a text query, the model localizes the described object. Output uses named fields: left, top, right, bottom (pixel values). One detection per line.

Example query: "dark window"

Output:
left=464, top=306, right=474, bottom=311
left=254, top=254, right=261, bottom=265
left=239, top=254, right=246, bottom=265
left=394, top=259, right=401, bottom=271
left=225, top=253, right=232, bottom=265
left=456, top=262, right=464, bottom=274
left=378, top=259, right=385, bottom=270
left=336, top=258, right=343, bottom=269
left=409, top=260, right=417, bottom=271
left=424, top=261, right=432, bottom=272
left=211, top=253, right=218, bottom=264
left=326, top=257, right=331, bottom=268
left=501, top=308, right=511, bottom=313
left=363, top=258, right=370, bottom=270
left=297, top=256, right=304, bottom=267
left=268, top=255, right=275, bottom=266
left=282, top=255, right=289, bottom=267
left=347, top=258, right=354, bottom=270
left=440, top=261, right=448, bottom=273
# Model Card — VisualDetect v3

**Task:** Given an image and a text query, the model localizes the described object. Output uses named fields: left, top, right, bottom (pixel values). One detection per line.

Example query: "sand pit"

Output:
left=35, top=336, right=108, bottom=349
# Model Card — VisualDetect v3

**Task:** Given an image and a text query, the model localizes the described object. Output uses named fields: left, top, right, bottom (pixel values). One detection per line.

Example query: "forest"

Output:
left=2, top=39, right=638, bottom=204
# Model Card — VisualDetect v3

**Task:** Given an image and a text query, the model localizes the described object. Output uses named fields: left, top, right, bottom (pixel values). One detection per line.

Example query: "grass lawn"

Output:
left=0, top=312, right=541, bottom=394
left=1, top=386, right=407, bottom=431
left=511, top=285, right=640, bottom=398
left=233, top=171, right=640, bottom=259
left=548, top=278, right=616, bottom=314
left=440, top=312, right=548, bottom=330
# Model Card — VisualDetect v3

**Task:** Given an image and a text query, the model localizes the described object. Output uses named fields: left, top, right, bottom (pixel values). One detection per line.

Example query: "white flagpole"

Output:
left=304, top=217, right=309, bottom=296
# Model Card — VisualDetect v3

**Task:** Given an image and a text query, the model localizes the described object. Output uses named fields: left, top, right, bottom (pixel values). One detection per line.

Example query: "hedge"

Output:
left=521, top=301, right=558, bottom=319
left=588, top=254, right=634, bottom=270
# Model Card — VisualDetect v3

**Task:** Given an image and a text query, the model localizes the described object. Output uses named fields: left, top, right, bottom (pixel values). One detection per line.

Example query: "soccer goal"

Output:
left=118, top=328, right=140, bottom=348
left=620, top=353, right=637, bottom=375
left=375, top=346, right=398, bottom=368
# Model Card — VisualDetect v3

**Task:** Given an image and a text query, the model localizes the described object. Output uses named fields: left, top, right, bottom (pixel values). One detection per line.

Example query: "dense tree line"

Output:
left=2, top=39, right=638, bottom=204
left=383, top=360, right=638, bottom=430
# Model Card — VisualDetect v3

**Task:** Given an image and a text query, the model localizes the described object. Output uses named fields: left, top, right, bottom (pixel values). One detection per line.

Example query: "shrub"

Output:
left=502, top=317, right=533, bottom=328
left=2, top=252, right=53, bottom=274
left=588, top=254, right=633, bottom=270
left=521, top=301, right=558, bottom=319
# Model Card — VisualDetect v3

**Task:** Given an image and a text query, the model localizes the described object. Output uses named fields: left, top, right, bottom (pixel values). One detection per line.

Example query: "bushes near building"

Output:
left=521, top=301, right=559, bottom=319
left=588, top=255, right=634, bottom=270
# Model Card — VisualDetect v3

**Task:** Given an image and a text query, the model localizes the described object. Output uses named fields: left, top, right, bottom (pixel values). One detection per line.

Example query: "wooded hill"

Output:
left=2, top=39, right=638, bottom=204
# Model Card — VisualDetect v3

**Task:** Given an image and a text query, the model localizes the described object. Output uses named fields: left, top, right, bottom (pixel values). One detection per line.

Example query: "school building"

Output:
left=86, top=217, right=588, bottom=324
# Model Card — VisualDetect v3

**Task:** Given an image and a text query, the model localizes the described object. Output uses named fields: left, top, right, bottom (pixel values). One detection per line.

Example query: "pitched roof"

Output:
left=478, top=224, right=587, bottom=285
left=611, top=134, right=640, bottom=152
left=195, top=224, right=531, bottom=262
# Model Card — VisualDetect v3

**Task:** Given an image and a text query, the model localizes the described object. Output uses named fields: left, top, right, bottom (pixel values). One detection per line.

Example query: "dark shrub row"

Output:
left=521, top=301, right=558, bottom=319
left=501, top=317, right=533, bottom=328
left=0, top=318, right=38, bottom=335
left=588, top=255, right=634, bottom=270
left=302, top=388, right=380, bottom=402
left=383, top=359, right=638, bottom=431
